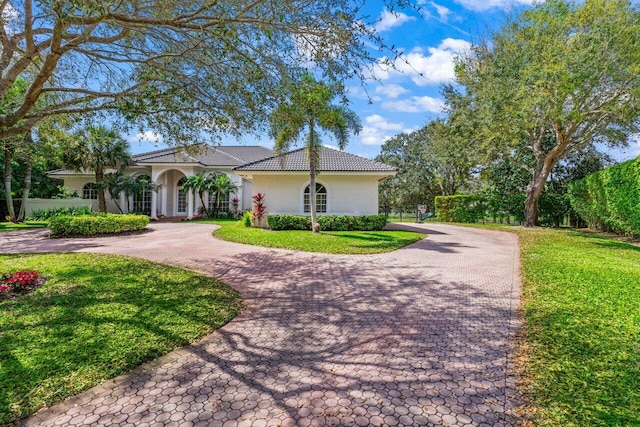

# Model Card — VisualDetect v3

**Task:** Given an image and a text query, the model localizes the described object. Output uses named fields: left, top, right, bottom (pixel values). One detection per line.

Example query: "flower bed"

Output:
left=1, top=270, right=43, bottom=300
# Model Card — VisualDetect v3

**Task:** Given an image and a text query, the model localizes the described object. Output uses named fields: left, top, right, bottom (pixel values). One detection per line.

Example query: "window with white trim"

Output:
left=209, top=191, right=230, bottom=213
left=82, top=183, right=98, bottom=200
left=304, top=183, right=327, bottom=213
left=134, top=175, right=152, bottom=214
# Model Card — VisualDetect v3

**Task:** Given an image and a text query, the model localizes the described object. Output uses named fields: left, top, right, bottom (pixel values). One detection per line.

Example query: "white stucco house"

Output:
left=48, top=144, right=397, bottom=219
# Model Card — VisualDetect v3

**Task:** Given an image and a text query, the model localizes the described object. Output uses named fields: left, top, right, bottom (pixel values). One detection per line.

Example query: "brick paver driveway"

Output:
left=4, top=222, right=522, bottom=427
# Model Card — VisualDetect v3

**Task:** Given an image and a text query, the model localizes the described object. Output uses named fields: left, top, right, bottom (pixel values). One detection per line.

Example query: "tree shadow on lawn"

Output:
left=39, top=249, right=523, bottom=426
left=0, top=258, right=240, bottom=425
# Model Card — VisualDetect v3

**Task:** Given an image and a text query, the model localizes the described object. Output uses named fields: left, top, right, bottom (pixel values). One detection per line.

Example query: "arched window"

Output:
left=176, top=177, right=187, bottom=214
left=133, top=175, right=152, bottom=214
left=304, top=183, right=327, bottom=213
left=82, top=183, right=98, bottom=200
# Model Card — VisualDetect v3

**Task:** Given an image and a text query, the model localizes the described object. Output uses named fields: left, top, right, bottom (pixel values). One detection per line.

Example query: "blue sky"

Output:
left=127, top=0, right=640, bottom=161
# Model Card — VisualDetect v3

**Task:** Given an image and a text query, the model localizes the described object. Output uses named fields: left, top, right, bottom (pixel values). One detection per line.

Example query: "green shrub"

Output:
left=49, top=214, right=149, bottom=237
left=267, top=214, right=387, bottom=231
left=268, top=215, right=311, bottom=230
left=242, top=210, right=252, bottom=227
left=435, top=195, right=486, bottom=223
left=27, top=205, right=92, bottom=221
left=568, top=158, right=640, bottom=235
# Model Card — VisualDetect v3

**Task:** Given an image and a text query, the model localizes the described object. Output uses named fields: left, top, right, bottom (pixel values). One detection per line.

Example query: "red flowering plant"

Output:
left=1, top=270, right=40, bottom=294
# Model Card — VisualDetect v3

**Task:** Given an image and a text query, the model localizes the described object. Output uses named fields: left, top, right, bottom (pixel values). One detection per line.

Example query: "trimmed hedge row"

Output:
left=568, top=158, right=640, bottom=235
left=49, top=214, right=150, bottom=237
left=267, top=214, right=388, bottom=231
left=435, top=193, right=571, bottom=225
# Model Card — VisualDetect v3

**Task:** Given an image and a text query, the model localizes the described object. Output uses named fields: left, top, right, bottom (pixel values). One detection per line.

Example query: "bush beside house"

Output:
left=49, top=214, right=149, bottom=237
left=267, top=214, right=387, bottom=231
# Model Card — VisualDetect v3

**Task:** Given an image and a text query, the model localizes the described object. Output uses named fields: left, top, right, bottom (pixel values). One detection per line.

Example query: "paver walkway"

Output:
left=3, top=222, right=522, bottom=427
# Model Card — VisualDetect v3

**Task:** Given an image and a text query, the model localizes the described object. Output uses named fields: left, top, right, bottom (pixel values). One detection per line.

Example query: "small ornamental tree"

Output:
left=252, top=193, right=267, bottom=227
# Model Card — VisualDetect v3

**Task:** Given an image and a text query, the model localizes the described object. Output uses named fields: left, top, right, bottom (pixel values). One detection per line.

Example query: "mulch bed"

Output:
left=0, top=277, right=47, bottom=301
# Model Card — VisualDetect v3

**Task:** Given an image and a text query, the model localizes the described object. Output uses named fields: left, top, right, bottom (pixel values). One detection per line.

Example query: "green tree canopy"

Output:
left=0, top=1, right=386, bottom=144
left=454, top=0, right=640, bottom=226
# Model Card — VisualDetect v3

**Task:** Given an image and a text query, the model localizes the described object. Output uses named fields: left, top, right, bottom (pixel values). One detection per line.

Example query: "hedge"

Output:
left=49, top=214, right=150, bottom=237
left=568, top=158, right=640, bottom=235
left=267, top=214, right=387, bottom=231
left=28, top=205, right=93, bottom=221
left=435, top=195, right=486, bottom=223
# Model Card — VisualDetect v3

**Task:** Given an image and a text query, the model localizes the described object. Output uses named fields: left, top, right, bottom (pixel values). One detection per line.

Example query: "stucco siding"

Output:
left=250, top=174, right=380, bottom=215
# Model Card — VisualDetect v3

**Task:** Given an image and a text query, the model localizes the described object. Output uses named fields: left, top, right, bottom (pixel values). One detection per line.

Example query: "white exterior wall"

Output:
left=61, top=176, right=120, bottom=213
left=250, top=173, right=381, bottom=215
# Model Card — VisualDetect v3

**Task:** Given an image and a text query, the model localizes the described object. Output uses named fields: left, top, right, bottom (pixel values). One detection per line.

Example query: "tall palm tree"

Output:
left=181, top=173, right=216, bottom=217
left=62, top=126, right=131, bottom=212
left=270, top=73, right=361, bottom=232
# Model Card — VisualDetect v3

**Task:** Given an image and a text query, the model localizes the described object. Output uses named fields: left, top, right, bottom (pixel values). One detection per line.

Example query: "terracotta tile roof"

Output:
left=233, top=146, right=397, bottom=172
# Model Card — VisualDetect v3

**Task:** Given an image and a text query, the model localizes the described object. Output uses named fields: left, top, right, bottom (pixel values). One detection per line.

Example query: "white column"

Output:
left=161, top=186, right=167, bottom=217
left=119, top=192, right=127, bottom=213
left=150, top=188, right=158, bottom=220
left=194, top=191, right=201, bottom=216
left=204, top=190, right=210, bottom=216
left=187, top=189, right=194, bottom=219
left=237, top=185, right=244, bottom=211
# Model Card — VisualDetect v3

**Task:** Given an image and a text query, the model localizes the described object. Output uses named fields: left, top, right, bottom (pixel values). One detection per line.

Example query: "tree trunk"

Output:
left=524, top=173, right=548, bottom=227
left=3, top=143, right=16, bottom=222
left=96, top=167, right=107, bottom=213
left=308, top=145, right=318, bottom=234
left=17, top=155, right=32, bottom=222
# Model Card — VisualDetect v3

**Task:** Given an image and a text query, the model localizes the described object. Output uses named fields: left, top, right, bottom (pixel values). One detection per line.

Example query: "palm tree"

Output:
left=211, top=173, right=238, bottom=217
left=181, top=173, right=216, bottom=217
left=62, top=126, right=131, bottom=212
left=270, top=73, right=361, bottom=232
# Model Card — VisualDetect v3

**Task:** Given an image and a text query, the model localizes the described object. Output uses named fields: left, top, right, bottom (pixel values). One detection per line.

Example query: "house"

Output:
left=48, top=144, right=397, bottom=219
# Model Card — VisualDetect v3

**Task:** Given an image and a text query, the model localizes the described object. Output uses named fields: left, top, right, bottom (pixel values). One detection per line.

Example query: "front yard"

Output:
left=0, top=253, right=242, bottom=425
left=201, top=219, right=425, bottom=254
left=493, top=227, right=640, bottom=426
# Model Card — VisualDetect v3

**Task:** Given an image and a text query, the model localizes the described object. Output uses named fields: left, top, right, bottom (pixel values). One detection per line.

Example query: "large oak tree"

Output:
left=454, top=0, right=640, bottom=226
left=0, top=0, right=384, bottom=144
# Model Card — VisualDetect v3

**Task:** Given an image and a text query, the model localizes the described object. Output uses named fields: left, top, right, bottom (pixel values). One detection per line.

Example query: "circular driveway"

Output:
left=4, top=222, right=522, bottom=427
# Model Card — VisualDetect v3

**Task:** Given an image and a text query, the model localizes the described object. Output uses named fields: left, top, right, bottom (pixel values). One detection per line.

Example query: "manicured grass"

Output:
left=0, top=221, right=47, bottom=231
left=0, top=253, right=242, bottom=425
left=473, top=225, right=640, bottom=426
left=198, top=219, right=424, bottom=254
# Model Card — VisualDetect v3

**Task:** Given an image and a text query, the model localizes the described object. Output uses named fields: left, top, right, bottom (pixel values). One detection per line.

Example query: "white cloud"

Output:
left=368, top=38, right=472, bottom=86
left=382, top=96, right=445, bottom=113
left=430, top=2, right=453, bottom=22
left=374, top=84, right=409, bottom=99
left=454, top=0, right=538, bottom=12
left=374, top=9, right=416, bottom=32
left=346, top=85, right=381, bottom=102
left=129, top=131, right=164, bottom=143
left=360, top=114, right=406, bottom=146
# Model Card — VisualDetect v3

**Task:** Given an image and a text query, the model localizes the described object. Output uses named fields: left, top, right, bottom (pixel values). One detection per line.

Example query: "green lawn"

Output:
left=0, top=221, right=48, bottom=231
left=199, top=219, right=425, bottom=254
left=476, top=226, right=640, bottom=426
left=0, top=253, right=242, bottom=425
